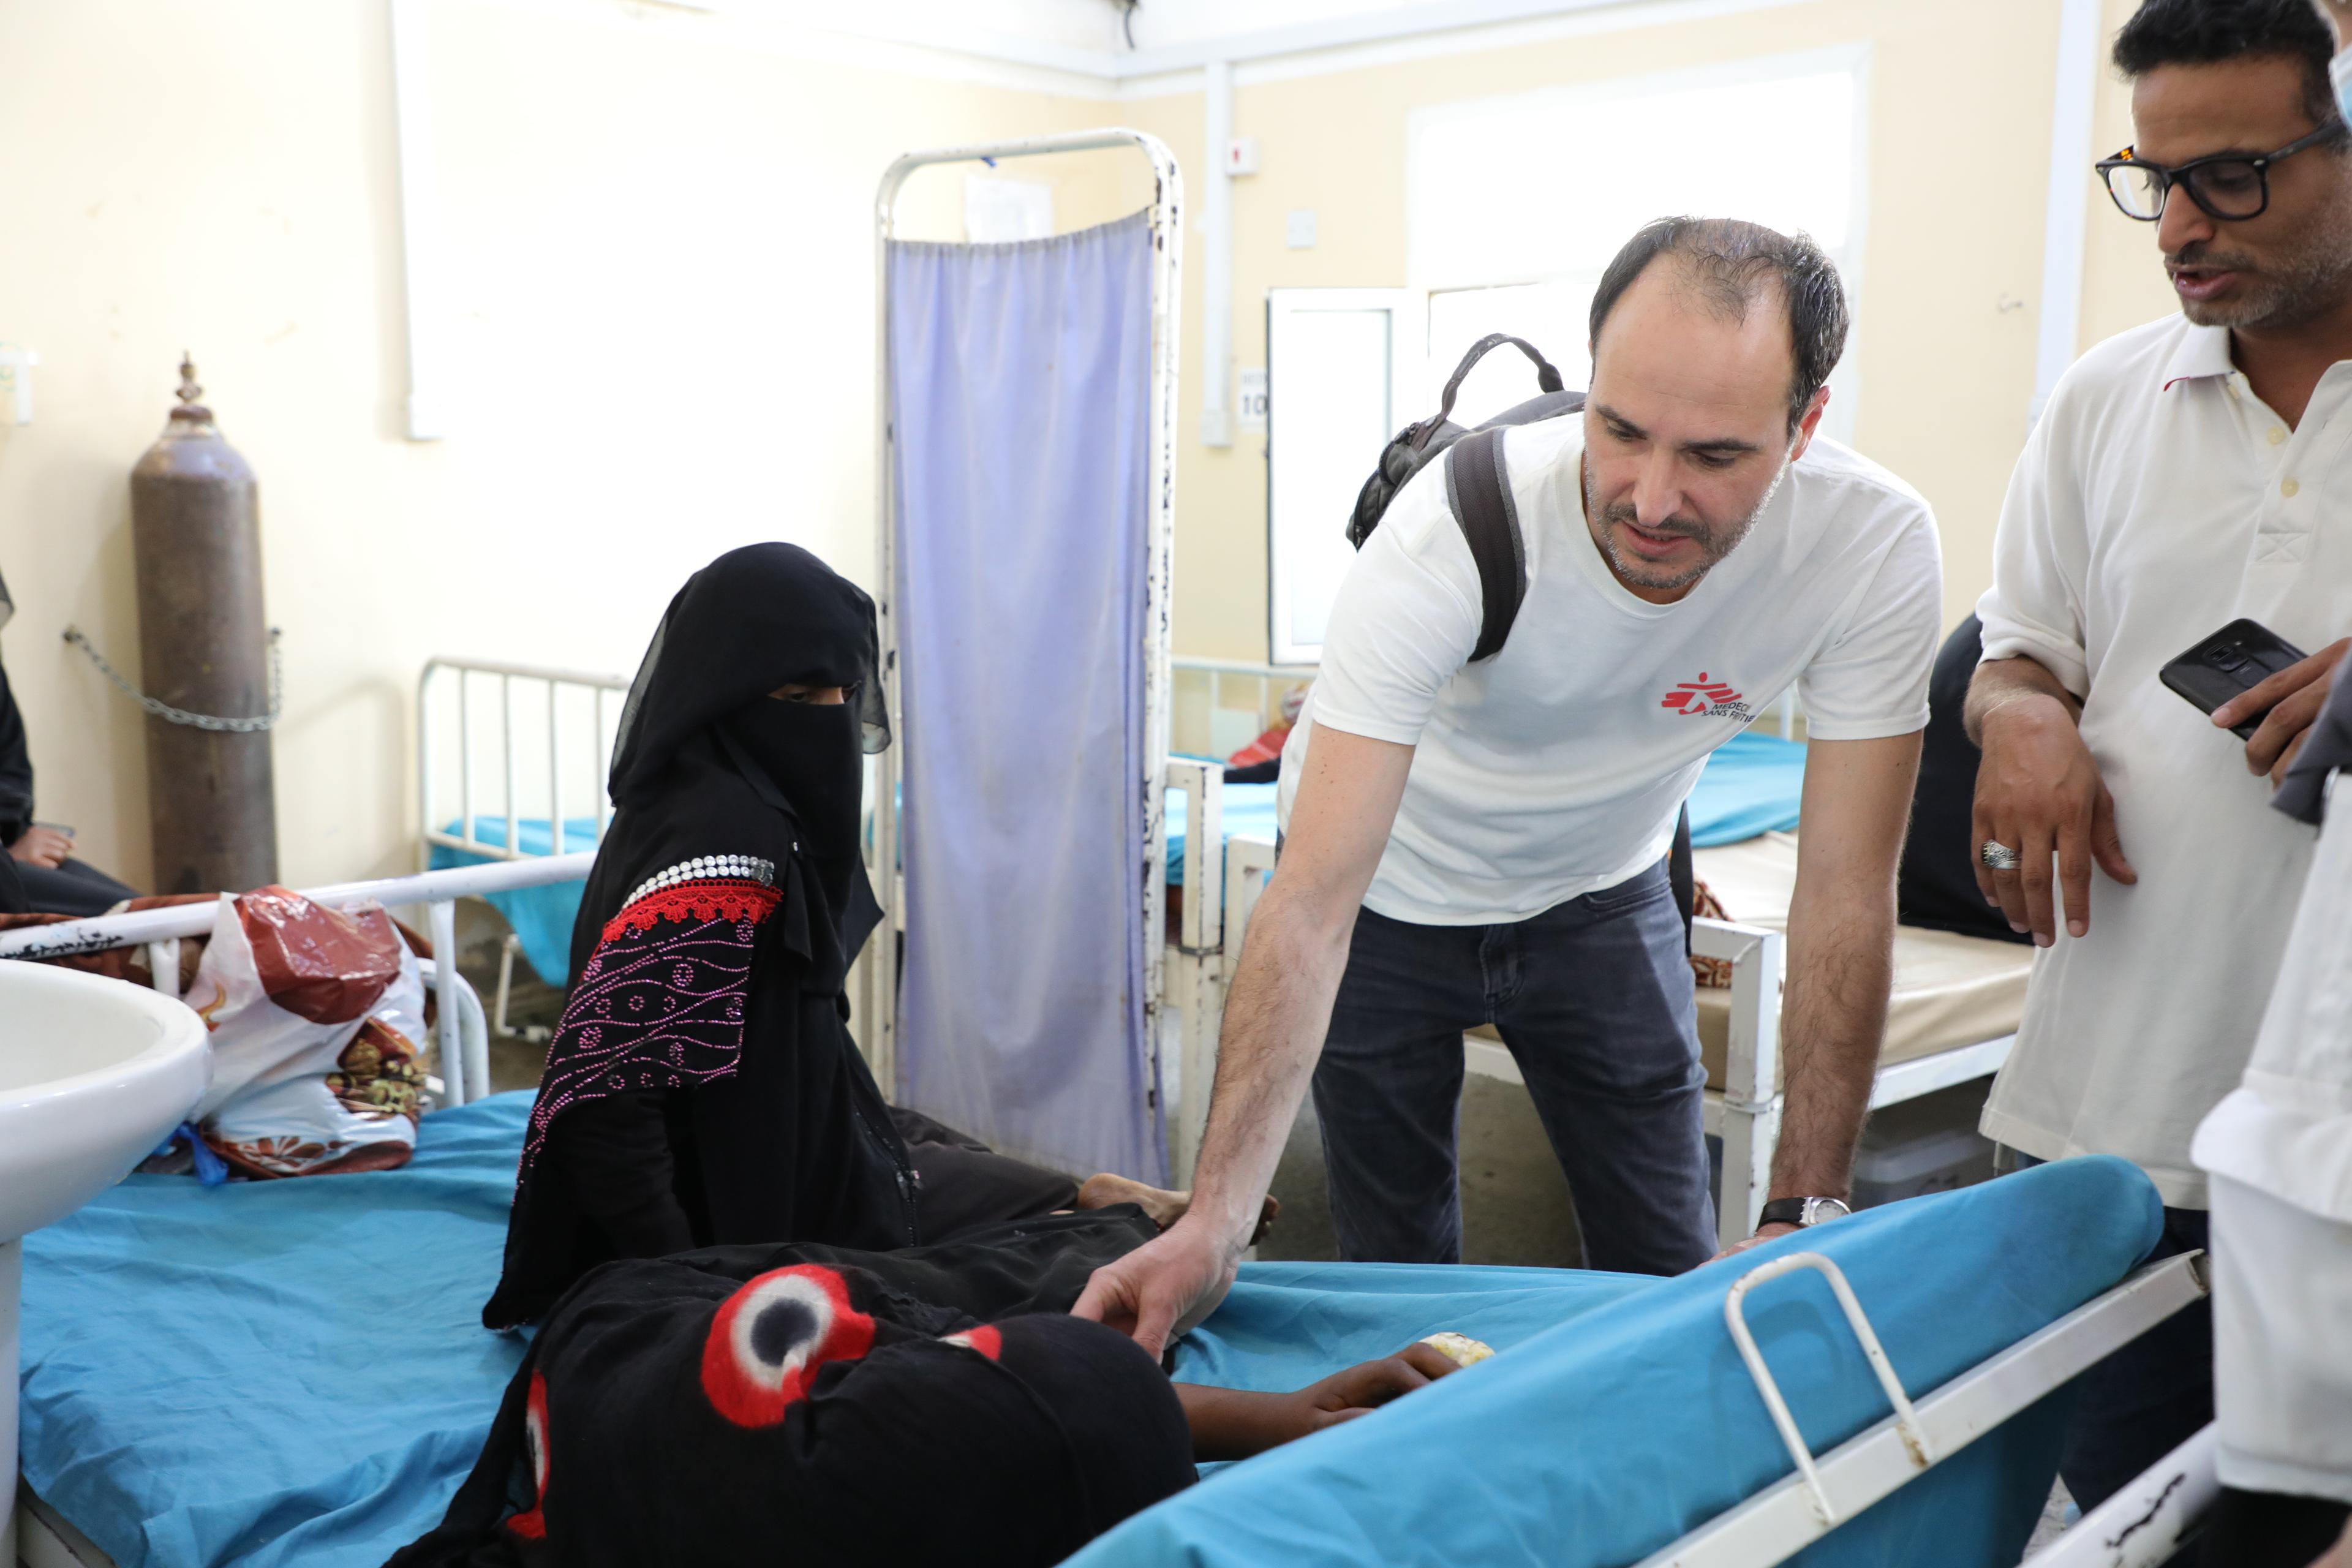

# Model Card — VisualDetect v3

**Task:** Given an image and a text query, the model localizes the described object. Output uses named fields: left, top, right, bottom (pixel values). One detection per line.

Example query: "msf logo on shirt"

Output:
left=1660, top=673, right=1752, bottom=722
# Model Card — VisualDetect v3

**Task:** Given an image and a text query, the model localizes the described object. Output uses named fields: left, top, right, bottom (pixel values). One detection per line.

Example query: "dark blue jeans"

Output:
left=1311, top=859, right=1716, bottom=1275
left=2013, top=1153, right=2213, bottom=1526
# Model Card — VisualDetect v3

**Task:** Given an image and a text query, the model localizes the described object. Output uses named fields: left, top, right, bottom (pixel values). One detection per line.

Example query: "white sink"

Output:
left=1, top=962, right=209, bottom=1556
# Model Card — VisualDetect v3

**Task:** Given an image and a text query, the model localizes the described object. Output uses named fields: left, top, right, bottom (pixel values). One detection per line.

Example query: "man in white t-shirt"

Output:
left=1076, top=217, right=1943, bottom=1354
left=1967, top=0, right=2352, bottom=1529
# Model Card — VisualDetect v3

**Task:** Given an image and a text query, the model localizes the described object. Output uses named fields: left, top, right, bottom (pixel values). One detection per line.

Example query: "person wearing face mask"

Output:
left=483, top=546, right=1193, bottom=1330
left=1076, top=217, right=1945, bottom=1358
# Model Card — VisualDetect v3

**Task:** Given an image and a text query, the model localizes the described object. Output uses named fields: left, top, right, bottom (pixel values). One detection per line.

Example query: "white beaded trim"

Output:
left=624, top=854, right=778, bottom=910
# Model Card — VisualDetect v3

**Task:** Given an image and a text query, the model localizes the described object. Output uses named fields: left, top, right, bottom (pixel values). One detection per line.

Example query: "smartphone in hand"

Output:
left=2160, top=619, right=2307, bottom=741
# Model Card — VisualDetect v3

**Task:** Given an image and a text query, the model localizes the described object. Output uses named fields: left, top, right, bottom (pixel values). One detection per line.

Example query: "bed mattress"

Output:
left=17, top=1093, right=2157, bottom=1568
left=1691, top=832, right=2033, bottom=1092
left=10, top=1097, right=1632, bottom=1568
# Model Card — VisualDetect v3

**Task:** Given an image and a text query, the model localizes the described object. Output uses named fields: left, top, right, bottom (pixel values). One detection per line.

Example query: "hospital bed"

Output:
left=8, top=1046, right=2213, bottom=1568
left=415, top=656, right=628, bottom=1037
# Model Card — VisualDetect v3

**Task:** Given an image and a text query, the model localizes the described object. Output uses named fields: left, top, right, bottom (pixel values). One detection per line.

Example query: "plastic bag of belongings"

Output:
left=183, top=886, right=432, bottom=1178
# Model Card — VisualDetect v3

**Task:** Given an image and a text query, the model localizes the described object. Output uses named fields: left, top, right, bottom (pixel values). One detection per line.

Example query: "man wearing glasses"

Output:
left=1967, top=0, right=2352, bottom=1531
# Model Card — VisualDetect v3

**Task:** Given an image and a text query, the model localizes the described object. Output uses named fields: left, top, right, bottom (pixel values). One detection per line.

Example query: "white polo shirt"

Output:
left=1978, top=315, right=2352, bottom=1208
left=1278, top=413, right=1943, bottom=926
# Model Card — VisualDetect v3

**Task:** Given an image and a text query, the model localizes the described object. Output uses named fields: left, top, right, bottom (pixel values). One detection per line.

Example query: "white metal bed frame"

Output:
left=0, top=854, right=591, bottom=1109
left=4, top=1186, right=2217, bottom=1568
left=866, top=129, right=1184, bottom=1158
left=1157, top=658, right=2016, bottom=1242
left=416, top=656, right=628, bottom=1042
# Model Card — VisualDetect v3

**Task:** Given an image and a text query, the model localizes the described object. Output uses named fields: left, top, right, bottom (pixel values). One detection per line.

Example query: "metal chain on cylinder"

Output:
left=62, top=625, right=283, bottom=733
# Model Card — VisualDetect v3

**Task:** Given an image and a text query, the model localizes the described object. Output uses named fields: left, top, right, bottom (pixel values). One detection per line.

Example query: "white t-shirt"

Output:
left=1278, top=414, right=1943, bottom=926
left=1977, top=315, right=2352, bottom=1208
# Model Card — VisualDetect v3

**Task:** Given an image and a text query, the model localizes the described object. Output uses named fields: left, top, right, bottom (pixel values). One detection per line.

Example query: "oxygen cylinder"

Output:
left=129, top=356, right=277, bottom=894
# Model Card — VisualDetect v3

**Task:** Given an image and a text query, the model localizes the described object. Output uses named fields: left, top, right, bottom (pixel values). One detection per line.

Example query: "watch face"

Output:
left=1804, top=1197, right=1852, bottom=1225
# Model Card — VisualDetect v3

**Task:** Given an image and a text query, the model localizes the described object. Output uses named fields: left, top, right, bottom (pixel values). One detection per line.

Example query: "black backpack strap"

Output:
left=1428, top=333, right=1565, bottom=440
left=1670, top=804, right=1695, bottom=954
left=1441, top=427, right=1528, bottom=663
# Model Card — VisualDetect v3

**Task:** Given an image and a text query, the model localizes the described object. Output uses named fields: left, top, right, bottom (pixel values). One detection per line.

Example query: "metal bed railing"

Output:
left=417, top=655, right=627, bottom=1039
left=0, top=855, right=594, bottom=1107
left=1170, top=655, right=1316, bottom=758
left=418, top=655, right=627, bottom=862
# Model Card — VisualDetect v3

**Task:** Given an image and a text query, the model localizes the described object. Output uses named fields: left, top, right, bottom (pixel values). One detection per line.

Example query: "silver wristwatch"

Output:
left=1758, top=1195, right=1852, bottom=1229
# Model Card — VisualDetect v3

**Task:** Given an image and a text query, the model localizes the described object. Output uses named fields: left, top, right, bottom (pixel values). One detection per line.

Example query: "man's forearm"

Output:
left=1770, top=899, right=1894, bottom=1200
left=1963, top=654, right=2078, bottom=747
left=1185, top=883, right=1356, bottom=1243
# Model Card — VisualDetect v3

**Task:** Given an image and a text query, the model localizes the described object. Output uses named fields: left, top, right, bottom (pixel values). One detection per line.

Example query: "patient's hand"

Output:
left=7, top=825, right=72, bottom=869
left=1174, top=1343, right=1461, bottom=1461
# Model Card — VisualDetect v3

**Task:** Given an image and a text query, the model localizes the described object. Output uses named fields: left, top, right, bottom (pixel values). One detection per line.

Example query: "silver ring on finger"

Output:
left=1979, top=839, right=2022, bottom=873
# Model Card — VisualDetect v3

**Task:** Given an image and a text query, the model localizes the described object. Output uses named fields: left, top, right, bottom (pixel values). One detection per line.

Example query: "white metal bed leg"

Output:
left=1166, top=760, right=1224, bottom=1186
left=429, top=899, right=462, bottom=1107
left=145, top=938, right=182, bottom=999
left=1712, top=921, right=1784, bottom=1248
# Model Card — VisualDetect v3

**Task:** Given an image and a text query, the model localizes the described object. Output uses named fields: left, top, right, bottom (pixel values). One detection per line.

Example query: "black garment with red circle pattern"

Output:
left=394, top=1210, right=1191, bottom=1568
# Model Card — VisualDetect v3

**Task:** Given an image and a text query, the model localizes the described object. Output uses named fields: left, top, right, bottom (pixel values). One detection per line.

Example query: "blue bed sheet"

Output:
left=21, top=1088, right=2157, bottom=1568
left=427, top=816, right=598, bottom=987
left=1687, top=729, right=1809, bottom=847
left=1164, top=730, right=1806, bottom=884
left=1081, top=1155, right=2160, bottom=1568
left=18, top=1095, right=534, bottom=1568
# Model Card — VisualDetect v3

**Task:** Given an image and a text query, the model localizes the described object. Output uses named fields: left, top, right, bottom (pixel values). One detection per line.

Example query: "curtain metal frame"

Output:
left=867, top=132, right=1184, bottom=1142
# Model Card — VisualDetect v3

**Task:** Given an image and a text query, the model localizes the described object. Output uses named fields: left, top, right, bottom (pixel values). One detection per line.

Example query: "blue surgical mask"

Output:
left=2334, top=48, right=2352, bottom=129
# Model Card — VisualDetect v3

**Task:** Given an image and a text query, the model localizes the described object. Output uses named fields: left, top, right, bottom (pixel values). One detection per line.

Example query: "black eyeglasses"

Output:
left=2097, top=123, right=2347, bottom=222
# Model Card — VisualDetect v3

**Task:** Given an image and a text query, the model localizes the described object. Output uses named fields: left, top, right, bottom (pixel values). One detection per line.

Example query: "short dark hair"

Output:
left=2113, top=0, right=2340, bottom=129
left=1586, top=216, right=1849, bottom=432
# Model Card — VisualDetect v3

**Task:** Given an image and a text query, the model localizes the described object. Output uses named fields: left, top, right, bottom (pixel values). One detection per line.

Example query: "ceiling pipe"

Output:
left=1201, top=58, right=1235, bottom=448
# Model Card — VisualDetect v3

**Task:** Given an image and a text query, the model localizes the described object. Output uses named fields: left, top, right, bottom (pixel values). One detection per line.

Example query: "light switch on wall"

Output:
left=1286, top=209, right=1317, bottom=249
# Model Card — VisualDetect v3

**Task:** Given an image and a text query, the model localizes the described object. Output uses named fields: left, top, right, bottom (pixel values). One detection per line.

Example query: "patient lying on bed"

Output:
left=487, top=545, right=1228, bottom=1329
left=398, top=1215, right=1456, bottom=1568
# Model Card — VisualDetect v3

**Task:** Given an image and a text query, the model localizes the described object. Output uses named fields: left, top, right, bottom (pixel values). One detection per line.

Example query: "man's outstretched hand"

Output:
left=1071, top=1213, right=1240, bottom=1362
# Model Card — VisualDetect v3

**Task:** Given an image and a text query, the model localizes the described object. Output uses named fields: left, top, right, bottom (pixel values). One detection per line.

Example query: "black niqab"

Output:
left=484, top=545, right=916, bottom=1330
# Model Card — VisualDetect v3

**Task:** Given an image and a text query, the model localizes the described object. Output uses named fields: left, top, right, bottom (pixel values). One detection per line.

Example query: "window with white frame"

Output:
left=1261, top=48, right=1870, bottom=664
left=1412, top=49, right=1870, bottom=429
left=1264, top=288, right=1420, bottom=666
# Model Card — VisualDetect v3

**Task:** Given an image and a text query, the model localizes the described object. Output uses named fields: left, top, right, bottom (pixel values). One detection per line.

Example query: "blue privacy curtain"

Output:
left=889, top=210, right=1164, bottom=1183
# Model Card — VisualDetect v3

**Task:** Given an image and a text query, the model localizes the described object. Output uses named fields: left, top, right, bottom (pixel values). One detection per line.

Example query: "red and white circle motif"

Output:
left=700, top=1265, right=875, bottom=1428
left=506, top=1371, right=552, bottom=1540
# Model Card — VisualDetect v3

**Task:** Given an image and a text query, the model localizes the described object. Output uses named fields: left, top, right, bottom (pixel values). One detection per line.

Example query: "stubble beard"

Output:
left=2176, top=190, right=2352, bottom=331
left=1583, top=454, right=1790, bottom=594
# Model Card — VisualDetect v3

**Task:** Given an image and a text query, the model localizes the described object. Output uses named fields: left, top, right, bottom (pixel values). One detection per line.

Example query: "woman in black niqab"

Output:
left=486, top=545, right=1212, bottom=1329
left=486, top=546, right=957, bottom=1328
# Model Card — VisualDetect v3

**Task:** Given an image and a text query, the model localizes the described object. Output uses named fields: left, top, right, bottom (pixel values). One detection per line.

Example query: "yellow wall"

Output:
left=0, top=0, right=2197, bottom=893
left=2082, top=0, right=2190, bottom=347
left=1126, top=0, right=2187, bottom=662
left=0, top=0, right=1112, bottom=889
